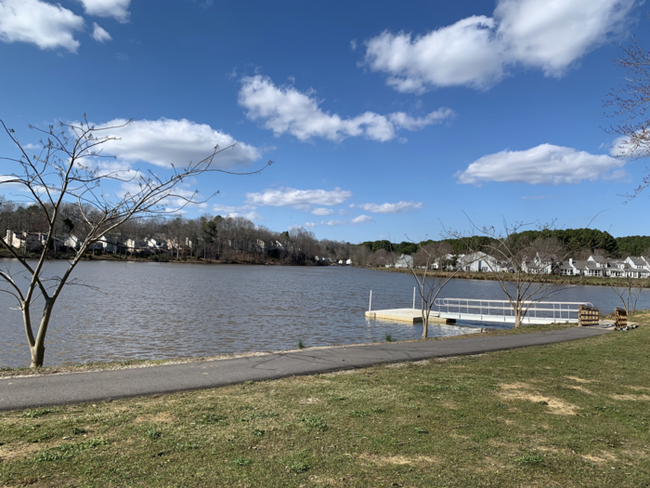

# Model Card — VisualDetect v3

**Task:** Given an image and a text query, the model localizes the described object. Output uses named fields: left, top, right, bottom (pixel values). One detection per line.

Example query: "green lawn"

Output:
left=2, top=315, right=649, bottom=487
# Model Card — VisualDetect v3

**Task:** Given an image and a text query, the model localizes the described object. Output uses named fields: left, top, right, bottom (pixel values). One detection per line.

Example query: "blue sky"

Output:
left=0, top=0, right=649, bottom=243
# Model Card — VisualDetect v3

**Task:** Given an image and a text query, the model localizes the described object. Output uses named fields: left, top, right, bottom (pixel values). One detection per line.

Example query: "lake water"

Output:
left=1, top=260, right=649, bottom=368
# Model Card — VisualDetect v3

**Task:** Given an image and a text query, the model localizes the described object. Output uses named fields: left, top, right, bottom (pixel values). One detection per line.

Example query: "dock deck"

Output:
left=365, top=308, right=456, bottom=325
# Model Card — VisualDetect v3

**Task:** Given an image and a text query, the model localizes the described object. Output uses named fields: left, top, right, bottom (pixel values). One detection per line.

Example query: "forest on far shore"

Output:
left=360, top=228, right=650, bottom=261
left=2, top=196, right=649, bottom=267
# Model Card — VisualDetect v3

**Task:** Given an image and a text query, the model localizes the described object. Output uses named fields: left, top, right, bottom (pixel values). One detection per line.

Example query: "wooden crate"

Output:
left=578, top=305, right=599, bottom=326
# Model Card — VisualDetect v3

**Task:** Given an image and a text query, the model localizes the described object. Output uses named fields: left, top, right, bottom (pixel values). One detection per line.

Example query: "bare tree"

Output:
left=0, top=117, right=271, bottom=367
left=605, top=37, right=650, bottom=198
left=408, top=241, right=460, bottom=338
left=609, top=275, right=649, bottom=316
left=368, top=248, right=390, bottom=268
left=451, top=220, right=566, bottom=328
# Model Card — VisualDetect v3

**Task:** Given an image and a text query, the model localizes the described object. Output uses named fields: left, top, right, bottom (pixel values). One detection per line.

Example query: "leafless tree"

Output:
left=368, top=248, right=390, bottom=268
left=605, top=36, right=650, bottom=198
left=450, top=219, right=567, bottom=328
left=408, top=241, right=460, bottom=338
left=0, top=116, right=271, bottom=367
left=609, top=275, right=649, bottom=316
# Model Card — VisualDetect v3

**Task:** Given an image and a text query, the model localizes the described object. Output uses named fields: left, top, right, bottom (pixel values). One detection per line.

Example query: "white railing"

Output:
left=432, top=298, right=592, bottom=324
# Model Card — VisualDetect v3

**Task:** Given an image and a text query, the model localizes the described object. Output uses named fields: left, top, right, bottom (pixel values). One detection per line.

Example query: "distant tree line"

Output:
left=355, top=228, right=650, bottom=267
left=0, top=198, right=354, bottom=265
left=2, top=197, right=648, bottom=267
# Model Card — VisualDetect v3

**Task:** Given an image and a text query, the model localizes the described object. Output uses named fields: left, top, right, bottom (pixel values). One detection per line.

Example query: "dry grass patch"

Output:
left=625, top=385, right=650, bottom=392
left=384, top=362, right=408, bottom=369
left=359, top=453, right=439, bottom=466
left=499, top=383, right=578, bottom=415
left=0, top=443, right=43, bottom=461
left=582, top=452, right=618, bottom=464
left=298, top=397, right=322, bottom=405
left=565, top=375, right=595, bottom=384
left=564, top=384, right=595, bottom=395
left=133, top=412, right=174, bottom=424
left=611, top=394, right=650, bottom=401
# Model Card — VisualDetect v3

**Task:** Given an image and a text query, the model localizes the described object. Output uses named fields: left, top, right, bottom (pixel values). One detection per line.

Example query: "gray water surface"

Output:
left=1, top=260, right=648, bottom=367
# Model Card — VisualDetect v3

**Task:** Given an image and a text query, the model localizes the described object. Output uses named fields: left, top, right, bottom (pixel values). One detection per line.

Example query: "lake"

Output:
left=1, top=260, right=648, bottom=367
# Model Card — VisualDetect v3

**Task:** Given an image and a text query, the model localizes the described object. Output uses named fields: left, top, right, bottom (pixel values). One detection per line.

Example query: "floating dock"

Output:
left=365, top=308, right=456, bottom=325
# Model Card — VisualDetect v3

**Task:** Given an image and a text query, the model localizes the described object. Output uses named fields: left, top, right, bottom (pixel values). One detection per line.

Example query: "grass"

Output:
left=1, top=313, right=650, bottom=487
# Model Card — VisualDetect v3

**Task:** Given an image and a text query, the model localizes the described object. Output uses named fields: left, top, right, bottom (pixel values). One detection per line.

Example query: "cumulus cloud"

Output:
left=305, top=215, right=375, bottom=227
left=91, top=22, right=112, bottom=42
left=246, top=187, right=352, bottom=207
left=311, top=207, right=334, bottom=216
left=363, top=0, right=635, bottom=93
left=611, top=133, right=650, bottom=160
left=95, top=118, right=262, bottom=169
left=0, top=0, right=84, bottom=52
left=212, top=204, right=256, bottom=213
left=210, top=203, right=263, bottom=221
left=350, top=201, right=422, bottom=213
left=238, top=75, right=454, bottom=142
left=77, top=0, right=131, bottom=22
left=351, top=215, right=373, bottom=224
left=456, top=144, right=626, bottom=185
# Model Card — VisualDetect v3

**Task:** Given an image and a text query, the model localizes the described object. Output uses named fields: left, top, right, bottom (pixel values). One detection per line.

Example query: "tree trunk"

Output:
left=514, top=308, right=522, bottom=328
left=30, top=342, right=45, bottom=368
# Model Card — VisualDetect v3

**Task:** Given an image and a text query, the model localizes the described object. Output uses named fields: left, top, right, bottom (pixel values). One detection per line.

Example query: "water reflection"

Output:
left=1, top=259, right=648, bottom=367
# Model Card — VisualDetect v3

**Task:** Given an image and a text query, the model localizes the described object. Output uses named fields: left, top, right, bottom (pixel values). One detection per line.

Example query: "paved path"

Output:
left=0, top=327, right=610, bottom=411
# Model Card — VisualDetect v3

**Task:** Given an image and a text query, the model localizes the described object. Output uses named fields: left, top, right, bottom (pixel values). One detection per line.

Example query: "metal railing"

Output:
left=432, top=298, right=593, bottom=324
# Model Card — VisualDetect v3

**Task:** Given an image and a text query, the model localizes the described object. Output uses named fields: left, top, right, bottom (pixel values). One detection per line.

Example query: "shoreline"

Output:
left=1, top=251, right=645, bottom=287
left=0, top=322, right=576, bottom=378
left=363, top=265, right=650, bottom=288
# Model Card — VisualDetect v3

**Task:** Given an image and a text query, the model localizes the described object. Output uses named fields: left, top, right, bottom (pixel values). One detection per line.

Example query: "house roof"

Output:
left=627, top=256, right=646, bottom=266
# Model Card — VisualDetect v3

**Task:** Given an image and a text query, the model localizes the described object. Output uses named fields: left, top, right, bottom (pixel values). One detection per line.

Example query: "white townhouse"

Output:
left=4, top=230, right=47, bottom=252
left=146, top=237, right=166, bottom=252
left=395, top=254, right=414, bottom=268
left=456, top=252, right=506, bottom=272
left=624, top=256, right=650, bottom=278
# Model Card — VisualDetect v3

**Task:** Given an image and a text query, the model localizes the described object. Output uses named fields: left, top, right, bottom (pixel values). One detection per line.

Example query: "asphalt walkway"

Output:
left=0, top=326, right=610, bottom=411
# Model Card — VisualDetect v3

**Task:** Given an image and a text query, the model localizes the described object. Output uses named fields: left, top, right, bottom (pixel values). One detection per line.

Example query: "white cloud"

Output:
left=363, top=0, right=634, bottom=92
left=212, top=204, right=257, bottom=214
left=91, top=22, right=112, bottom=42
left=96, top=118, right=261, bottom=169
left=246, top=187, right=352, bottom=207
left=311, top=207, right=334, bottom=216
left=303, top=215, right=374, bottom=228
left=224, top=210, right=263, bottom=222
left=456, top=143, right=626, bottom=185
left=364, top=17, right=503, bottom=93
left=0, top=0, right=84, bottom=52
left=77, top=0, right=131, bottom=22
left=350, top=201, right=423, bottom=213
left=494, top=0, right=633, bottom=77
left=238, top=75, right=454, bottom=142
left=210, top=204, right=262, bottom=221
left=324, top=219, right=345, bottom=226
left=351, top=215, right=373, bottom=224
left=611, top=133, right=650, bottom=160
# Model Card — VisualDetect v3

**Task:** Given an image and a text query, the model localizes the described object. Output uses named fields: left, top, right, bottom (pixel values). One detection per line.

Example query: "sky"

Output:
left=0, top=0, right=649, bottom=244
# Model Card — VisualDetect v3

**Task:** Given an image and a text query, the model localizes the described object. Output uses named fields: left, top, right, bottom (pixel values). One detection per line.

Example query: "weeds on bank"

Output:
left=1, top=314, right=649, bottom=487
